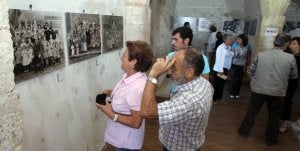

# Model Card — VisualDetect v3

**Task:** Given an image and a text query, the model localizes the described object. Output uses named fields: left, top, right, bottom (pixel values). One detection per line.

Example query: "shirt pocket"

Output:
left=112, top=98, right=131, bottom=115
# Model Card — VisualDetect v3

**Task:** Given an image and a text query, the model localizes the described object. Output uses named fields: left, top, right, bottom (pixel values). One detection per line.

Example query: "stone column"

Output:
left=0, top=0, right=24, bottom=150
left=150, top=0, right=176, bottom=57
left=256, top=0, right=290, bottom=52
left=124, top=0, right=151, bottom=43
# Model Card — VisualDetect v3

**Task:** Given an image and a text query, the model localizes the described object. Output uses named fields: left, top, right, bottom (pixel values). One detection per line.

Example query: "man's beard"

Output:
left=173, top=74, right=186, bottom=86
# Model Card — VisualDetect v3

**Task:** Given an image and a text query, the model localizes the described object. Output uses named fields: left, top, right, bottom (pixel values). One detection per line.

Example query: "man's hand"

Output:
left=149, top=56, right=175, bottom=78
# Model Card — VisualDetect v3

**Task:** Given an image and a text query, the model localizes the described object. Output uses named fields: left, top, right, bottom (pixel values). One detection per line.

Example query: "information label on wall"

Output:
left=265, top=27, right=278, bottom=36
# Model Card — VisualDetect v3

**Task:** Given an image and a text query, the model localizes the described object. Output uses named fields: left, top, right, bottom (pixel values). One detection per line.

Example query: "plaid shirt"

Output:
left=157, top=77, right=214, bottom=151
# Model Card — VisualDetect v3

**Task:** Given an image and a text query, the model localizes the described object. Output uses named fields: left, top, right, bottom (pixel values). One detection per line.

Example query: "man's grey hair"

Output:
left=274, top=33, right=291, bottom=47
left=223, top=33, right=234, bottom=42
left=183, top=48, right=204, bottom=76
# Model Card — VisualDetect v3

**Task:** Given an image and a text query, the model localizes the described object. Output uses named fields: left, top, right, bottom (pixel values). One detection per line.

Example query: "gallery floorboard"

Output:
left=142, top=83, right=300, bottom=151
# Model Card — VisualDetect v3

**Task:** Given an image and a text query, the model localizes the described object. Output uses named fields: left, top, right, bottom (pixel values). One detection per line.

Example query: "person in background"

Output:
left=167, top=27, right=210, bottom=94
left=214, top=31, right=224, bottom=51
left=229, top=34, right=251, bottom=99
left=212, top=33, right=234, bottom=103
left=238, top=33, right=298, bottom=146
left=168, top=26, right=210, bottom=80
left=205, top=25, right=217, bottom=69
left=96, top=40, right=153, bottom=151
left=279, top=37, right=300, bottom=132
left=141, top=48, right=214, bottom=151
left=211, top=31, right=223, bottom=70
left=183, top=21, right=190, bottom=28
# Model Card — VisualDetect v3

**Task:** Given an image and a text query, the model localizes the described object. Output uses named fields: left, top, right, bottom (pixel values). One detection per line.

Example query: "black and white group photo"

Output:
left=102, top=15, right=123, bottom=53
left=65, top=12, right=101, bottom=64
left=9, top=9, right=65, bottom=82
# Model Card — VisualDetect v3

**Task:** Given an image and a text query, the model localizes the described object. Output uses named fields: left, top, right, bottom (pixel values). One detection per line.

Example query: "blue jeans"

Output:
left=115, top=147, right=139, bottom=151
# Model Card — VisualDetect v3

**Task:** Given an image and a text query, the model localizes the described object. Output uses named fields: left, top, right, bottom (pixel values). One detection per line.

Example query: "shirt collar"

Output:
left=122, top=72, right=144, bottom=84
left=272, top=47, right=284, bottom=51
left=175, top=77, right=202, bottom=92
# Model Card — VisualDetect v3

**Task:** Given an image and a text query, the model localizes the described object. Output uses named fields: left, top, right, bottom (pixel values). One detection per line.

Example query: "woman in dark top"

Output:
left=214, top=31, right=224, bottom=51
left=211, top=31, right=223, bottom=71
left=280, top=37, right=300, bottom=132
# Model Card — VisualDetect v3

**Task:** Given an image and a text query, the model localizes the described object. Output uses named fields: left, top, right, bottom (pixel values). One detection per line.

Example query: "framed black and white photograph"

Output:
left=248, top=18, right=258, bottom=36
left=175, top=17, right=197, bottom=32
left=244, top=21, right=250, bottom=35
left=102, top=15, right=123, bottom=53
left=9, top=9, right=65, bottom=83
left=65, top=12, right=101, bottom=64
left=283, top=21, right=300, bottom=33
left=198, top=18, right=213, bottom=32
left=222, top=17, right=244, bottom=35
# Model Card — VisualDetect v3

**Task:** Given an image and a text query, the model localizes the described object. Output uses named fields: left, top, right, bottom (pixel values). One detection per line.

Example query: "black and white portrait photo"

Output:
left=175, top=17, right=197, bottom=32
left=222, top=18, right=244, bottom=35
left=65, top=12, right=101, bottom=64
left=102, top=15, right=123, bottom=53
left=248, top=18, right=258, bottom=36
left=9, top=9, right=65, bottom=83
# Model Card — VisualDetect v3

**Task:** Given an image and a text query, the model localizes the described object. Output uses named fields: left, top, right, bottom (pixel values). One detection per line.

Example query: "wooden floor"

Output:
left=142, top=83, right=300, bottom=151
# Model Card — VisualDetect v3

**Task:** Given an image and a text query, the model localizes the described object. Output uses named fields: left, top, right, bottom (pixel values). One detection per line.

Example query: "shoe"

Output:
left=279, top=120, right=289, bottom=133
left=230, top=95, right=235, bottom=99
left=266, top=140, right=277, bottom=146
left=239, top=132, right=248, bottom=138
left=238, top=129, right=249, bottom=138
left=235, top=95, right=240, bottom=99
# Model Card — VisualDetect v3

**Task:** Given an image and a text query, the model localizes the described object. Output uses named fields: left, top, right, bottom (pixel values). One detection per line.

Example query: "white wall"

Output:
left=7, top=0, right=124, bottom=150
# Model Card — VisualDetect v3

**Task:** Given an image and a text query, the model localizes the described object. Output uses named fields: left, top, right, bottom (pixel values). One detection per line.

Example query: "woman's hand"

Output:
left=102, top=89, right=112, bottom=97
left=96, top=103, right=114, bottom=119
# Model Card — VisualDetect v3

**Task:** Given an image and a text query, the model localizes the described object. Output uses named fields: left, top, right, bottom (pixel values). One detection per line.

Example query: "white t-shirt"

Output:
left=207, top=32, right=217, bottom=52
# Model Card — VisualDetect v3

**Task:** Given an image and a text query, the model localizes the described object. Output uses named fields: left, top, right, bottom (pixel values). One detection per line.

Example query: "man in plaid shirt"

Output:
left=141, top=48, right=214, bottom=151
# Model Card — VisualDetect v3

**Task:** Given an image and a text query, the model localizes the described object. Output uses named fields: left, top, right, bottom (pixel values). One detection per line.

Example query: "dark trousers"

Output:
left=238, top=92, right=284, bottom=143
left=281, top=79, right=298, bottom=120
left=213, top=68, right=228, bottom=101
left=229, top=64, right=244, bottom=96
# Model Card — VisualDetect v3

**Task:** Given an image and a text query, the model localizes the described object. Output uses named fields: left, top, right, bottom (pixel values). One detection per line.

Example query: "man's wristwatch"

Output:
left=147, top=76, right=157, bottom=85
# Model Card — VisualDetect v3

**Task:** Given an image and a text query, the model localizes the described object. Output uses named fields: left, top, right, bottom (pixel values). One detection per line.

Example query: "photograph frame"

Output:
left=102, top=15, right=123, bottom=53
left=65, top=12, right=101, bottom=64
left=9, top=9, right=65, bottom=83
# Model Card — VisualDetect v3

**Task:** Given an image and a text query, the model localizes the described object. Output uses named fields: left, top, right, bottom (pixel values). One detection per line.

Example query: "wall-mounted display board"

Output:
left=102, top=15, right=123, bottom=53
left=65, top=12, right=101, bottom=64
left=9, top=9, right=65, bottom=82
left=284, top=21, right=300, bottom=33
left=175, top=17, right=197, bottom=32
left=222, top=17, right=244, bottom=35
left=198, top=18, right=214, bottom=32
left=248, top=18, right=258, bottom=36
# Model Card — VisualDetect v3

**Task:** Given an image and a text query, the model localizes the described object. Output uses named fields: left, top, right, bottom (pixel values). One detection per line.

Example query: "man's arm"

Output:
left=141, top=57, right=175, bottom=118
left=247, top=55, right=258, bottom=78
left=289, top=57, right=298, bottom=79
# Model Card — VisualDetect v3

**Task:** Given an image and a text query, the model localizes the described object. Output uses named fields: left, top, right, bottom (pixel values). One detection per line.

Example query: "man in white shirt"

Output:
left=205, top=25, right=217, bottom=69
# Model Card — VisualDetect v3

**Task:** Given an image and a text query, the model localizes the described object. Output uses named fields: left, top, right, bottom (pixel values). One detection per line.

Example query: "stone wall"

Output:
left=0, top=0, right=23, bottom=150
